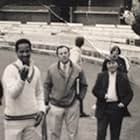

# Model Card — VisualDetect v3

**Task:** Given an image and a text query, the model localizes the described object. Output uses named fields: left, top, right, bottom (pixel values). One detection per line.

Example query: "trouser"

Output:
left=47, top=100, right=80, bottom=140
left=79, top=99, right=84, bottom=115
left=96, top=103, right=124, bottom=140
left=4, top=119, right=38, bottom=140
left=79, top=98, right=84, bottom=114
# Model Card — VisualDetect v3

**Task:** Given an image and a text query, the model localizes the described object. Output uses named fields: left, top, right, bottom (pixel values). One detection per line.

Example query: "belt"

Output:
left=106, top=101, right=119, bottom=104
left=5, top=113, right=37, bottom=121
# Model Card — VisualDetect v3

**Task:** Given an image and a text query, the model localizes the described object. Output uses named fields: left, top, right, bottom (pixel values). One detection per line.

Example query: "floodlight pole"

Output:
left=88, top=0, right=91, bottom=11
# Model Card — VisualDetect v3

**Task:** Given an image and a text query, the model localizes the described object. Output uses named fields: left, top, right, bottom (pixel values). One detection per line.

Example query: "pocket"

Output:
left=49, top=104, right=64, bottom=113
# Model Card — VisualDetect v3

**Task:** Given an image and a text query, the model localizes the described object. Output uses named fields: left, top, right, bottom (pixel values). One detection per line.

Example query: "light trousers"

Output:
left=4, top=119, right=39, bottom=140
left=47, top=100, right=80, bottom=140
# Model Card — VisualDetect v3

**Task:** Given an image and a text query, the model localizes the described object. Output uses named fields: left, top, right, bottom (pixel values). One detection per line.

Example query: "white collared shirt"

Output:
left=70, top=47, right=82, bottom=66
left=60, top=61, right=70, bottom=77
left=106, top=72, right=118, bottom=102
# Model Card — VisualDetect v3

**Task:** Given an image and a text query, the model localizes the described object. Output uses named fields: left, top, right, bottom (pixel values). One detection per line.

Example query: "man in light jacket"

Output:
left=44, top=45, right=88, bottom=140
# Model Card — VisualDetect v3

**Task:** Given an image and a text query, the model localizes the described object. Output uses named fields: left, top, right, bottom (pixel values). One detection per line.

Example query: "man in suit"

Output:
left=44, top=45, right=88, bottom=140
left=92, top=59, right=133, bottom=140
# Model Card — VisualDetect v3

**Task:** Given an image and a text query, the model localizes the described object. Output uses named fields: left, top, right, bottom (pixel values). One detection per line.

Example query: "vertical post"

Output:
left=48, top=5, right=51, bottom=25
left=69, top=6, right=73, bottom=23
left=88, top=0, right=91, bottom=12
left=86, top=0, right=92, bottom=25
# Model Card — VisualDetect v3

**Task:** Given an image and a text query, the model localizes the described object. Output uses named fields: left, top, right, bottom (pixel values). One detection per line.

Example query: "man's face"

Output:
left=111, top=48, right=119, bottom=59
left=107, top=61, right=118, bottom=73
left=16, top=43, right=31, bottom=65
left=57, top=47, right=70, bottom=64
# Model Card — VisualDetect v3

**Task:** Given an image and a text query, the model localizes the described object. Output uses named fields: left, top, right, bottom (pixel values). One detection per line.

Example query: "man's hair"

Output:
left=75, top=36, right=84, bottom=47
left=15, top=38, right=32, bottom=52
left=56, top=45, right=70, bottom=55
left=107, top=58, right=117, bottom=64
left=110, top=45, right=121, bottom=55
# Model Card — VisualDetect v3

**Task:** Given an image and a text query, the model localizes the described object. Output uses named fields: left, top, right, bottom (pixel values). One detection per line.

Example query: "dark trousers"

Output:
left=97, top=103, right=124, bottom=140
left=79, top=98, right=84, bottom=114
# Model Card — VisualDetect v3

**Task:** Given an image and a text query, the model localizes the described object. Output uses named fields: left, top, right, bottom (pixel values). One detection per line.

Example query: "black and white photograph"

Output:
left=0, top=0, right=140, bottom=140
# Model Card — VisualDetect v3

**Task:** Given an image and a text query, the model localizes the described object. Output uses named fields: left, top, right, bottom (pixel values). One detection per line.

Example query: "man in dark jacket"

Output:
left=92, top=59, right=133, bottom=140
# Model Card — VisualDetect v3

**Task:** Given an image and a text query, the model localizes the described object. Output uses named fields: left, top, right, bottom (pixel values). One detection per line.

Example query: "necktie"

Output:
left=63, top=64, right=66, bottom=72
left=63, top=64, right=67, bottom=77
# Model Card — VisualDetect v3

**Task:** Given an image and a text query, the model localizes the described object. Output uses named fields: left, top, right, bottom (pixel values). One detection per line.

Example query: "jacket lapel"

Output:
left=57, top=61, right=66, bottom=79
left=57, top=61, right=80, bottom=94
left=64, top=66, right=74, bottom=89
left=64, top=67, right=79, bottom=95
left=116, top=72, right=120, bottom=98
left=104, top=72, right=109, bottom=92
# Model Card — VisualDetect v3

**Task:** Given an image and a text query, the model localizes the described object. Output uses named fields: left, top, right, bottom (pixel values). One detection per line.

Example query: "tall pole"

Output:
left=86, top=0, right=92, bottom=24
left=88, top=0, right=91, bottom=11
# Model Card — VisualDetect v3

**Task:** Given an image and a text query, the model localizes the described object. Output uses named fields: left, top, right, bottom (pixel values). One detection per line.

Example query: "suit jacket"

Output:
left=44, top=60, right=88, bottom=107
left=92, top=71, right=133, bottom=118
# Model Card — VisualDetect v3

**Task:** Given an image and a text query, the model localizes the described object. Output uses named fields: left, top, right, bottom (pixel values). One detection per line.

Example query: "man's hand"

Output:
left=46, top=106, right=51, bottom=114
left=118, top=102, right=125, bottom=108
left=34, top=111, right=44, bottom=127
left=105, top=94, right=108, bottom=100
left=19, top=65, right=29, bottom=81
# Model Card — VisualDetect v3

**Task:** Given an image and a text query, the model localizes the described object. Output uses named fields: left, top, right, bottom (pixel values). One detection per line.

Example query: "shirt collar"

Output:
left=109, top=71, right=117, bottom=76
left=58, top=60, right=73, bottom=69
left=60, top=61, right=70, bottom=70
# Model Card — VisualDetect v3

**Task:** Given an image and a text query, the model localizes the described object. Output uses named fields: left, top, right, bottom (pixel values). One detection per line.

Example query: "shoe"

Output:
left=90, top=115, right=96, bottom=120
left=80, top=112, right=90, bottom=117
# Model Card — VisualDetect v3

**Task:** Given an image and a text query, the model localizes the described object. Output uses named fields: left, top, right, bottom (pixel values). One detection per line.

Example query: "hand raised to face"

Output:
left=19, top=65, right=29, bottom=81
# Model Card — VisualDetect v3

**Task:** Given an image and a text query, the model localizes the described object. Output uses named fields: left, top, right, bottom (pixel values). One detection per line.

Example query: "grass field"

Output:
left=0, top=49, right=140, bottom=140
